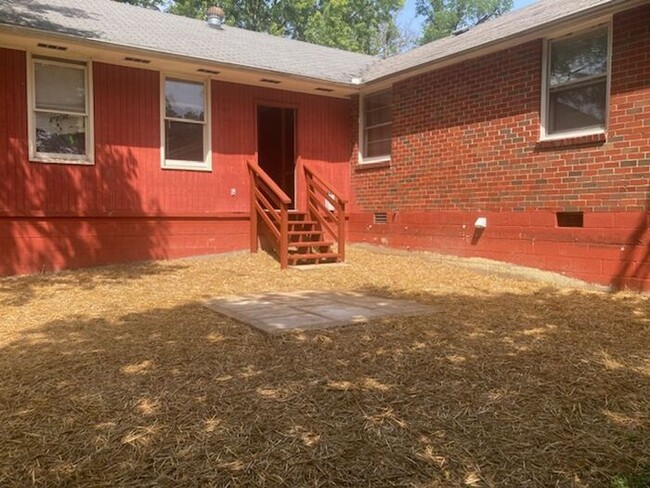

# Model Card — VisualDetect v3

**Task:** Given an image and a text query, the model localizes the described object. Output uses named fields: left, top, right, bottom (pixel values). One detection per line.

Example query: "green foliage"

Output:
left=113, top=0, right=165, bottom=9
left=303, top=0, right=404, bottom=56
left=133, top=0, right=406, bottom=56
left=611, top=466, right=650, bottom=488
left=416, top=0, right=513, bottom=44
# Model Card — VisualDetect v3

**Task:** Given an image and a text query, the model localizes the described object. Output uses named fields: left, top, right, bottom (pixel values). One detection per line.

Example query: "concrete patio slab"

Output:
left=204, top=290, right=434, bottom=334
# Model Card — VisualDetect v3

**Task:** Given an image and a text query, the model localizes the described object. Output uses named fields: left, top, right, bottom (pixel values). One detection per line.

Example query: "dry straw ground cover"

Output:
left=0, top=246, right=648, bottom=487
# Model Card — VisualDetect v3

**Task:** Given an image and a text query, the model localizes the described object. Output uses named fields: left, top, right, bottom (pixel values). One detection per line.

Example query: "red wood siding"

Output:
left=0, top=50, right=352, bottom=275
left=213, top=80, right=352, bottom=211
left=349, top=5, right=650, bottom=290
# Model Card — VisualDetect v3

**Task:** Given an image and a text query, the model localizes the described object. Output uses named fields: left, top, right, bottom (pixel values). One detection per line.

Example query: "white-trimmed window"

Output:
left=543, top=25, right=610, bottom=138
left=29, top=55, right=92, bottom=163
left=162, top=76, right=211, bottom=170
left=361, top=90, right=392, bottom=162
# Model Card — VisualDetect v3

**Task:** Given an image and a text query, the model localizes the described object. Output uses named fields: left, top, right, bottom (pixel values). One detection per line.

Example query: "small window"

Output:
left=544, top=26, right=610, bottom=138
left=162, top=76, right=211, bottom=170
left=29, top=55, right=92, bottom=163
left=361, top=90, right=392, bottom=162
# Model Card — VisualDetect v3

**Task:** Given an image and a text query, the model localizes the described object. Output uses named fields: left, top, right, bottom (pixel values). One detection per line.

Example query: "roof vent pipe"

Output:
left=207, top=6, right=225, bottom=29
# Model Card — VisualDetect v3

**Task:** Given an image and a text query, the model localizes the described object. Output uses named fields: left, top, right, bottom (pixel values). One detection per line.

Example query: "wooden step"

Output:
left=289, top=240, right=333, bottom=249
left=288, top=230, right=323, bottom=237
left=287, top=221, right=318, bottom=228
left=287, top=252, right=340, bottom=264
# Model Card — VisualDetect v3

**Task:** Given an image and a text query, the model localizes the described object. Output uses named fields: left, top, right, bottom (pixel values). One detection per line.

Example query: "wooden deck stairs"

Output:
left=248, top=161, right=346, bottom=268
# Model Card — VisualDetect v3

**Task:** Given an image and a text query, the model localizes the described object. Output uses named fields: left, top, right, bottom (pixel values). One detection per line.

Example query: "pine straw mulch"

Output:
left=0, top=246, right=649, bottom=487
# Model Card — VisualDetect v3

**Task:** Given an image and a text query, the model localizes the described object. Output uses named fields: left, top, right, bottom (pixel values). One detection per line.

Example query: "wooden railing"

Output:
left=247, top=160, right=291, bottom=269
left=303, top=163, right=348, bottom=262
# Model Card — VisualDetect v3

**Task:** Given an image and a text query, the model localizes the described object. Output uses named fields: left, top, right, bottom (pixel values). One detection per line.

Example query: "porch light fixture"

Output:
left=207, top=6, right=225, bottom=29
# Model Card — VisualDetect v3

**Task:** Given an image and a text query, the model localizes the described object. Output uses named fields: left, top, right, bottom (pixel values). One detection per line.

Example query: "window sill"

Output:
left=536, top=131, right=606, bottom=150
left=162, top=163, right=212, bottom=172
left=30, top=157, right=94, bottom=166
left=355, top=158, right=391, bottom=171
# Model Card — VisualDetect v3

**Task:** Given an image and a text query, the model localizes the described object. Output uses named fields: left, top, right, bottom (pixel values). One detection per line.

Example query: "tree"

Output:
left=165, top=0, right=404, bottom=56
left=303, top=0, right=404, bottom=56
left=416, top=0, right=513, bottom=44
left=113, top=0, right=164, bottom=9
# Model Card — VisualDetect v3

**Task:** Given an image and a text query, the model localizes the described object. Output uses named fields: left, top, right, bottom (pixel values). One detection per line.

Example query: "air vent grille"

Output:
left=260, top=78, right=281, bottom=84
left=315, top=87, right=334, bottom=93
left=37, top=43, right=67, bottom=51
left=197, top=68, right=220, bottom=75
left=556, top=211, right=584, bottom=228
left=374, top=212, right=388, bottom=224
left=124, top=56, right=151, bottom=64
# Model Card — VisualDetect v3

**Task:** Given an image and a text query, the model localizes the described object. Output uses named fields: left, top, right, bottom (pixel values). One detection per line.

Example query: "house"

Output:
left=0, top=0, right=649, bottom=290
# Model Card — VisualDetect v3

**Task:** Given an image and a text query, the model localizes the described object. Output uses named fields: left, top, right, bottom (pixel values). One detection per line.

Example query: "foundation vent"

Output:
left=124, top=56, right=151, bottom=64
left=197, top=68, right=220, bottom=75
left=37, top=43, right=67, bottom=51
left=556, top=211, right=584, bottom=228
left=373, top=212, right=388, bottom=224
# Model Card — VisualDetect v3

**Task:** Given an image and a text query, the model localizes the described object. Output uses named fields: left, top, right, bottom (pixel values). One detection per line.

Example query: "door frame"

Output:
left=254, top=100, right=299, bottom=207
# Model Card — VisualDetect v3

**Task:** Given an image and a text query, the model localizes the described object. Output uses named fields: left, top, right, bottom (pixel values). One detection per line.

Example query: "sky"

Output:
left=398, top=0, right=538, bottom=33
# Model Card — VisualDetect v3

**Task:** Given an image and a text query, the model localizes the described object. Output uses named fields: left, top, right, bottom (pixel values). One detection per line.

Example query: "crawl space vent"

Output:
left=374, top=212, right=388, bottom=224
left=556, top=211, right=584, bottom=228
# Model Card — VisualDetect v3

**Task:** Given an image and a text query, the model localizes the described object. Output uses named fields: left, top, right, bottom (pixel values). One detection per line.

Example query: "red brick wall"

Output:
left=350, top=5, right=650, bottom=290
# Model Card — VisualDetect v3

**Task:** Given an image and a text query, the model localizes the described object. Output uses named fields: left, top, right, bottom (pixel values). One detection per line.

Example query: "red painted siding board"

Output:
left=0, top=50, right=352, bottom=276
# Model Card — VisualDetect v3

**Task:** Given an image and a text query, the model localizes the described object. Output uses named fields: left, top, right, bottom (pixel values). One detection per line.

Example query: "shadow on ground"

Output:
left=0, top=287, right=648, bottom=487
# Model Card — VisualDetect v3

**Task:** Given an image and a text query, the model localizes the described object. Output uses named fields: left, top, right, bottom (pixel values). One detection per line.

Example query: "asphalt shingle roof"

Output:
left=0, top=0, right=374, bottom=84
left=0, top=0, right=639, bottom=86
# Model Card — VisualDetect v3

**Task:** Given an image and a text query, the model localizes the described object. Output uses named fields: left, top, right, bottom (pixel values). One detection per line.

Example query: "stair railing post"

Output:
left=249, top=168, right=258, bottom=253
left=338, top=201, right=346, bottom=262
left=279, top=203, right=289, bottom=269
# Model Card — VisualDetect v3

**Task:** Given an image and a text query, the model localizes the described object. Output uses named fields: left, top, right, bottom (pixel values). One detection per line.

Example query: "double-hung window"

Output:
left=162, top=76, right=211, bottom=170
left=543, top=25, right=610, bottom=138
left=361, top=90, right=392, bottom=162
left=29, top=55, right=92, bottom=163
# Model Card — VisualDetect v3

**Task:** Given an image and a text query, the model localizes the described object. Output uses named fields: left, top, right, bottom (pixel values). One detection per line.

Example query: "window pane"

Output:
left=365, top=91, right=391, bottom=111
left=165, top=79, right=205, bottom=121
left=365, top=106, right=391, bottom=127
left=366, top=140, right=391, bottom=158
left=366, top=124, right=391, bottom=143
left=165, top=120, right=204, bottom=162
left=549, top=81, right=606, bottom=133
left=35, top=113, right=86, bottom=155
left=550, top=27, right=608, bottom=87
left=35, top=62, right=86, bottom=113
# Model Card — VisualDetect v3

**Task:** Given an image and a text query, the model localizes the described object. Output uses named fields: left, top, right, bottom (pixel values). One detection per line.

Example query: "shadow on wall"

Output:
left=0, top=145, right=169, bottom=277
left=0, top=287, right=648, bottom=485
left=611, top=189, right=650, bottom=291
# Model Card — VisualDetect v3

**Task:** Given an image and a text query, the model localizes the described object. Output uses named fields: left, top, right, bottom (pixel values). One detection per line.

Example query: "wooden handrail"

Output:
left=303, top=163, right=347, bottom=262
left=247, top=161, right=291, bottom=205
left=248, top=160, right=290, bottom=269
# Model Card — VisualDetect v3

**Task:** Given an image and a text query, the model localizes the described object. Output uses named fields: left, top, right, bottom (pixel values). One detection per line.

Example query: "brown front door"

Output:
left=256, top=106, right=296, bottom=205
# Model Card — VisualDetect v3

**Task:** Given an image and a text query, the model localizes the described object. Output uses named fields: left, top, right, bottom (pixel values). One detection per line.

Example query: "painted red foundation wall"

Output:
left=0, top=48, right=352, bottom=276
left=349, top=5, right=650, bottom=290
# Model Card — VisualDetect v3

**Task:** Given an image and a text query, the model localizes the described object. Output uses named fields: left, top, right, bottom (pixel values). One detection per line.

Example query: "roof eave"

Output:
left=0, top=23, right=368, bottom=92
